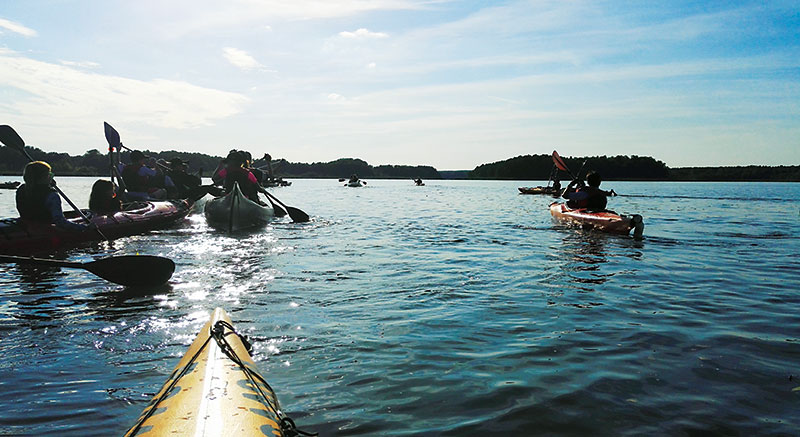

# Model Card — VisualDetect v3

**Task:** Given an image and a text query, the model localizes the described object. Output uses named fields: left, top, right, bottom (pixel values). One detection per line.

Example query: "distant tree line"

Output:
left=277, top=158, right=440, bottom=179
left=0, top=147, right=441, bottom=179
left=667, top=165, right=800, bottom=181
left=469, top=154, right=670, bottom=180
left=2, top=145, right=795, bottom=181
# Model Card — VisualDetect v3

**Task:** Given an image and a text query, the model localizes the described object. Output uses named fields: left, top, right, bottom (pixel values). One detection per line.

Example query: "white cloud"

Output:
left=60, top=60, right=101, bottom=69
left=0, top=18, right=37, bottom=37
left=223, top=47, right=262, bottom=71
left=339, top=28, right=388, bottom=39
left=0, top=51, right=248, bottom=133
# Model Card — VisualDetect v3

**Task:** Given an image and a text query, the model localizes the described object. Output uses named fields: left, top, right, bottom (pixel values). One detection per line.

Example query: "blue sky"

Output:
left=1, top=1, right=798, bottom=169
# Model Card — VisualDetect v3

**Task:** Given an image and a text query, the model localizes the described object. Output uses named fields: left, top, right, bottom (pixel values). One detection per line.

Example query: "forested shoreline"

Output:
left=1, top=146, right=797, bottom=181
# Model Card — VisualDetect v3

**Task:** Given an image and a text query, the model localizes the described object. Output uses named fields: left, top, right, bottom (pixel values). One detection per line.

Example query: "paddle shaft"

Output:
left=259, top=187, right=309, bottom=222
left=0, top=254, right=82, bottom=269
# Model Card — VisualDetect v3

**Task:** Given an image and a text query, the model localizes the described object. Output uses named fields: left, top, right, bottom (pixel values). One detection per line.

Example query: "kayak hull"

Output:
left=519, top=186, right=557, bottom=195
left=550, top=202, right=644, bottom=239
left=204, top=182, right=273, bottom=232
left=345, top=181, right=363, bottom=187
left=124, top=308, right=285, bottom=437
left=0, top=200, right=191, bottom=254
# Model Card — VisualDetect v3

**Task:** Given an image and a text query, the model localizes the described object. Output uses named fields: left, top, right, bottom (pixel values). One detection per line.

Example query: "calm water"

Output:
left=0, top=177, right=798, bottom=436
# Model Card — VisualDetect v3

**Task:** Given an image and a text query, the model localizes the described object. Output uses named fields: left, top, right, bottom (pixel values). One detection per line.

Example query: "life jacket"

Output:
left=223, top=167, right=259, bottom=201
left=16, top=183, right=57, bottom=222
left=122, top=163, right=148, bottom=192
left=570, top=186, right=607, bottom=210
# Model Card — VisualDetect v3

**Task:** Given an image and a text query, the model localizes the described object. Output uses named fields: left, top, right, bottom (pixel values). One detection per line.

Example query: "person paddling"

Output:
left=165, top=158, right=202, bottom=199
left=15, top=161, right=89, bottom=231
left=89, top=179, right=122, bottom=214
left=121, top=150, right=167, bottom=200
left=214, top=151, right=262, bottom=203
left=561, top=171, right=616, bottom=210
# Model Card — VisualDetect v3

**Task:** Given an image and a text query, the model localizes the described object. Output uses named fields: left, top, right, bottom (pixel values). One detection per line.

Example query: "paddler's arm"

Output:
left=45, top=192, right=89, bottom=231
left=561, top=180, right=580, bottom=199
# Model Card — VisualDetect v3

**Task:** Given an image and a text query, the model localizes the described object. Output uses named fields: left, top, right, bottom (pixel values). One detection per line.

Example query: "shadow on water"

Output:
left=86, top=284, right=175, bottom=321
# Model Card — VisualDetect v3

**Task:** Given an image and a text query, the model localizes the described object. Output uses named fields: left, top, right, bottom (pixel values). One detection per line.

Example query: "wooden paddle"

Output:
left=258, top=187, right=309, bottom=222
left=0, top=254, right=175, bottom=287
left=0, top=124, right=109, bottom=240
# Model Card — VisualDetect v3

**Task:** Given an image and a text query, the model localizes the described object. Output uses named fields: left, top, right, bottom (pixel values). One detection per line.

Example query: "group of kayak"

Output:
left=522, top=151, right=645, bottom=240
left=0, top=124, right=306, bottom=254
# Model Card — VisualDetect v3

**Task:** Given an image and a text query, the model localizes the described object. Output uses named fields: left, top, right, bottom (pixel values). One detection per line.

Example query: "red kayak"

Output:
left=0, top=200, right=191, bottom=254
left=550, top=202, right=644, bottom=239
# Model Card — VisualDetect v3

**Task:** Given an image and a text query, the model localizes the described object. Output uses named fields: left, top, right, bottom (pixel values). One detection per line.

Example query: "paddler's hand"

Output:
left=609, top=189, right=617, bottom=196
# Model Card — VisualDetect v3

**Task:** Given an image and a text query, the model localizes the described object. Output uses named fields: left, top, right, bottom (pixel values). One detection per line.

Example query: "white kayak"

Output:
left=204, top=182, right=273, bottom=232
left=345, top=180, right=364, bottom=187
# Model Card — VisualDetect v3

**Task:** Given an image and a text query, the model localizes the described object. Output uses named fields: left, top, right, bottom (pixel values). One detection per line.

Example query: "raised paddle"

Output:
left=0, top=254, right=175, bottom=287
left=104, top=121, right=129, bottom=193
left=0, top=125, right=109, bottom=240
left=258, top=187, right=309, bottom=222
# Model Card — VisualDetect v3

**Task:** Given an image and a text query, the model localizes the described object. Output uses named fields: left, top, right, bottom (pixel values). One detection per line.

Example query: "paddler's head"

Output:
left=224, top=151, right=245, bottom=168
left=23, top=161, right=52, bottom=186
left=130, top=150, right=147, bottom=164
left=91, top=179, right=117, bottom=199
left=586, top=171, right=601, bottom=187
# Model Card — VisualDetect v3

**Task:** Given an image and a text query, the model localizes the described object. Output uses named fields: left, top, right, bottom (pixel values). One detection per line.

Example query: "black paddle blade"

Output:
left=104, top=122, right=121, bottom=148
left=286, top=206, right=310, bottom=223
left=0, top=125, right=25, bottom=151
left=273, top=205, right=287, bottom=217
left=85, top=255, right=175, bottom=287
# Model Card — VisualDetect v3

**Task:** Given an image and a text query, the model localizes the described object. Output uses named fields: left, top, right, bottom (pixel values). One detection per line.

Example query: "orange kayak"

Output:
left=550, top=202, right=644, bottom=239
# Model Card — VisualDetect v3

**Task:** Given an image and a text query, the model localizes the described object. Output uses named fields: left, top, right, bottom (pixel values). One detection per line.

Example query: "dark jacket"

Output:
left=16, top=184, right=56, bottom=221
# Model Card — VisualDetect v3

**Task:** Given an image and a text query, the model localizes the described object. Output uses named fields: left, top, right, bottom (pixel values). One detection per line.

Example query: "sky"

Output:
left=0, top=1, right=798, bottom=170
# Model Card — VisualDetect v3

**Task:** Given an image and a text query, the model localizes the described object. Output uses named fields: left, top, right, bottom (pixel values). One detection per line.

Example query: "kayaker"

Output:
left=241, top=151, right=266, bottom=184
left=562, top=171, right=616, bottom=210
left=165, top=158, right=202, bottom=199
left=15, top=161, right=89, bottom=231
left=251, top=153, right=275, bottom=184
left=552, top=176, right=561, bottom=192
left=215, top=151, right=262, bottom=203
left=121, top=151, right=167, bottom=200
left=89, top=179, right=122, bottom=214
left=349, top=174, right=359, bottom=183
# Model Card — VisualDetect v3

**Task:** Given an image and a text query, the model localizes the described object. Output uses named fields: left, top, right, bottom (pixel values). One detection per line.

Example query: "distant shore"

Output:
left=1, top=145, right=797, bottom=182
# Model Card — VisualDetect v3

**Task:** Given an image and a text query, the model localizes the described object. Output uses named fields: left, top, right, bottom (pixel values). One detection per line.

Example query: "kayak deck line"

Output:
left=125, top=308, right=315, bottom=437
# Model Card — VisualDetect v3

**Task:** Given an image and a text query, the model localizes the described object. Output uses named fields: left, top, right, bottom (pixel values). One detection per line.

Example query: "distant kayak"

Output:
left=345, top=180, right=364, bottom=187
left=0, top=181, right=20, bottom=190
left=0, top=200, right=191, bottom=254
left=519, top=186, right=558, bottom=195
left=124, top=308, right=308, bottom=437
left=204, top=182, right=273, bottom=232
left=549, top=202, right=644, bottom=239
left=263, top=179, right=292, bottom=187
